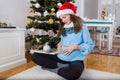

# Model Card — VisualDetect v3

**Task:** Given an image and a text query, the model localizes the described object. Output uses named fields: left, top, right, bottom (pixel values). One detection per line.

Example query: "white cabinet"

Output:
left=0, top=28, right=26, bottom=72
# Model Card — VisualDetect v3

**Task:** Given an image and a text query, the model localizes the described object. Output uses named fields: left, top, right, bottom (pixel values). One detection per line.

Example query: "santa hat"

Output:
left=56, top=2, right=76, bottom=18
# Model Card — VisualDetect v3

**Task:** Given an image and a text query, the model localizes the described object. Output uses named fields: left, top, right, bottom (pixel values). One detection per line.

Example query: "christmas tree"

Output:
left=26, top=0, right=74, bottom=49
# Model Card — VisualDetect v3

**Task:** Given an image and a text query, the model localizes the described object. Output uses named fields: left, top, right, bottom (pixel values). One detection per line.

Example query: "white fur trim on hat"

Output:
left=56, top=9, right=74, bottom=18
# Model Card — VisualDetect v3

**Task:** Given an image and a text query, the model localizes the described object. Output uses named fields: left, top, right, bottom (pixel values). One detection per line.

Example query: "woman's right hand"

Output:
left=57, top=43, right=63, bottom=53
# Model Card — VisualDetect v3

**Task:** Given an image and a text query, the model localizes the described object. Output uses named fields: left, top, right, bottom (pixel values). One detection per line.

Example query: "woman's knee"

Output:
left=57, top=61, right=84, bottom=80
left=58, top=66, right=82, bottom=80
left=69, top=61, right=84, bottom=71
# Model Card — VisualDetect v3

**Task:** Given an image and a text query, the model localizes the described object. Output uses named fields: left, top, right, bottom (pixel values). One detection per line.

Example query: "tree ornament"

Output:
left=48, top=30, right=55, bottom=37
left=50, top=12, right=55, bottom=15
left=51, top=8, right=55, bottom=12
left=29, top=8, right=35, bottom=13
left=50, top=8, right=55, bottom=15
left=35, top=3, right=40, bottom=8
left=57, top=2, right=62, bottom=7
left=30, top=27, right=35, bottom=32
left=27, top=19, right=32, bottom=24
left=43, top=10, right=48, bottom=17
left=48, top=18, right=54, bottom=24
left=43, top=42, right=51, bottom=52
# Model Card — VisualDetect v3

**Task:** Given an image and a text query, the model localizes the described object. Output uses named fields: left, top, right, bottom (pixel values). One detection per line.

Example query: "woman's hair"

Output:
left=57, top=14, right=84, bottom=37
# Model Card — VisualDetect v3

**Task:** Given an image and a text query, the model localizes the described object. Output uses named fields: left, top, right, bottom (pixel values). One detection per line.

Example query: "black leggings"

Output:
left=32, top=53, right=84, bottom=80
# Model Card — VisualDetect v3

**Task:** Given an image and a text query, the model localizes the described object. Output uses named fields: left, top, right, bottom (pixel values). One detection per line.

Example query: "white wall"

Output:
left=84, top=0, right=98, bottom=19
left=0, top=0, right=30, bottom=28
left=115, top=1, right=120, bottom=27
left=75, top=0, right=84, bottom=18
left=75, top=0, right=99, bottom=19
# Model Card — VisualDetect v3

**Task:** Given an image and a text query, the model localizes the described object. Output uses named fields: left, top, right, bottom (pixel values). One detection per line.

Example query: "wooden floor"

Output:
left=0, top=55, right=36, bottom=80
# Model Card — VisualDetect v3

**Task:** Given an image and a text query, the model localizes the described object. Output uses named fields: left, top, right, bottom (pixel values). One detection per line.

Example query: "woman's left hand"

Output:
left=63, top=45, right=78, bottom=56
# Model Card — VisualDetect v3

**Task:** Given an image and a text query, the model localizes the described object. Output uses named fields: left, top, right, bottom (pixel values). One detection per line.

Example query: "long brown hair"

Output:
left=57, top=14, right=84, bottom=37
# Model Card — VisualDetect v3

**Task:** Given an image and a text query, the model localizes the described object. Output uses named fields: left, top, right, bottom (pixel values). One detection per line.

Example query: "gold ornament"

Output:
left=48, top=18, right=54, bottom=24
left=51, top=8, right=55, bottom=12
left=27, top=19, right=32, bottom=24
left=29, top=8, right=35, bottom=13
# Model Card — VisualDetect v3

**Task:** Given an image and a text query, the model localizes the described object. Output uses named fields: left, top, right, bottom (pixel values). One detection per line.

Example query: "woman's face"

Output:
left=59, top=14, right=71, bottom=25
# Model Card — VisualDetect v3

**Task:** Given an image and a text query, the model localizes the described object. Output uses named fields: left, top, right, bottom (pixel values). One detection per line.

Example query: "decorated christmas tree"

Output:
left=26, top=0, right=74, bottom=50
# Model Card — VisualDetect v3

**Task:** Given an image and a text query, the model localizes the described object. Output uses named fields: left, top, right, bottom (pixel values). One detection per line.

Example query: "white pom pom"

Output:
left=57, top=2, right=62, bottom=7
left=35, top=3, right=40, bottom=8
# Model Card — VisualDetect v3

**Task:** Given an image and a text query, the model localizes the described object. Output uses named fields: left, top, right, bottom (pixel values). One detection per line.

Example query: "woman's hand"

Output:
left=63, top=45, right=81, bottom=56
left=56, top=43, right=64, bottom=53
left=57, top=44, right=81, bottom=56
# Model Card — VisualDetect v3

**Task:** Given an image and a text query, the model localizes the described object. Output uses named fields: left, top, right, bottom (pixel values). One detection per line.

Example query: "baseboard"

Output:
left=0, top=59, right=27, bottom=72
